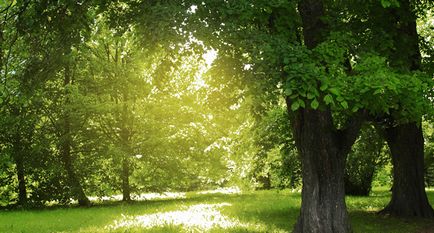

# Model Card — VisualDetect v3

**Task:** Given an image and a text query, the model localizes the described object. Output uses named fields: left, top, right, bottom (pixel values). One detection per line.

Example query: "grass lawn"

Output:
left=0, top=189, right=433, bottom=233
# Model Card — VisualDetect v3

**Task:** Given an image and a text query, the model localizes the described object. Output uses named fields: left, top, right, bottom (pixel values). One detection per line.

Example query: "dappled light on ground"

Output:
left=105, top=202, right=287, bottom=232
left=88, top=187, right=241, bottom=203
left=197, top=186, right=241, bottom=195
left=88, top=192, right=186, bottom=202
left=133, top=192, right=187, bottom=201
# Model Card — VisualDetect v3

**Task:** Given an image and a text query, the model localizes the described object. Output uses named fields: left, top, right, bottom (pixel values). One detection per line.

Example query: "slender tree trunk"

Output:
left=61, top=65, right=90, bottom=207
left=380, top=123, right=434, bottom=217
left=12, top=134, right=27, bottom=206
left=0, top=23, right=4, bottom=71
left=15, top=152, right=27, bottom=205
left=120, top=94, right=131, bottom=202
left=377, top=0, right=433, bottom=217
left=122, top=155, right=131, bottom=201
left=256, top=174, right=271, bottom=190
left=9, top=106, right=28, bottom=206
left=60, top=135, right=90, bottom=206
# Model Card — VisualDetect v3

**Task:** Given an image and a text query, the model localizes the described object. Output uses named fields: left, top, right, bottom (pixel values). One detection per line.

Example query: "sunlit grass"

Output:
left=197, top=186, right=241, bottom=195
left=88, top=192, right=186, bottom=202
left=0, top=189, right=433, bottom=233
left=106, top=203, right=235, bottom=230
left=104, top=202, right=283, bottom=232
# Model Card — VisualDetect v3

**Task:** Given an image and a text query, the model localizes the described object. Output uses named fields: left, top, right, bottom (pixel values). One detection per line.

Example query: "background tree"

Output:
left=345, top=125, right=387, bottom=196
left=345, top=0, right=434, bottom=217
left=249, top=105, right=300, bottom=190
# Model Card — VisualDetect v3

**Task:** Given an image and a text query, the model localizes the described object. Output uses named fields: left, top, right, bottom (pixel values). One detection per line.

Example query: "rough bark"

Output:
left=380, top=123, right=434, bottom=217
left=61, top=65, right=90, bottom=207
left=291, top=109, right=356, bottom=233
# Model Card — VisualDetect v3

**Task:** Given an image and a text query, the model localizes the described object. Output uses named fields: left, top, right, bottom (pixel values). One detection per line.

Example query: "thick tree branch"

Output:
left=337, top=110, right=367, bottom=156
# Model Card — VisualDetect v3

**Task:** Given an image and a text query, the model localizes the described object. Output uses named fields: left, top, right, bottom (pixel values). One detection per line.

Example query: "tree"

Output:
left=380, top=0, right=434, bottom=217
left=287, top=1, right=364, bottom=231
left=1, top=0, right=99, bottom=206
left=345, top=125, right=386, bottom=196
left=356, top=0, right=434, bottom=217
left=249, top=105, right=300, bottom=190
left=83, top=19, right=152, bottom=201
left=0, top=0, right=33, bottom=207
left=321, top=0, right=434, bottom=217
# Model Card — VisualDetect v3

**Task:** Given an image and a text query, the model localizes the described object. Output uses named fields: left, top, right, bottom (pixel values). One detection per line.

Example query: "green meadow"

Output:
left=1, top=189, right=433, bottom=233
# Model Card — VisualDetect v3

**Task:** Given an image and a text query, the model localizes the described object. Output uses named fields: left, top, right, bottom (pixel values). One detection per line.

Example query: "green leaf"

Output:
left=291, top=101, right=300, bottom=111
left=298, top=99, right=306, bottom=108
left=307, top=92, right=315, bottom=99
left=381, top=0, right=391, bottom=8
left=329, top=88, right=340, bottom=96
left=341, top=101, right=349, bottom=109
left=351, top=106, right=359, bottom=112
left=320, top=83, right=328, bottom=91
left=373, top=89, right=382, bottom=95
left=290, top=93, right=299, bottom=99
left=324, top=94, right=334, bottom=105
left=311, top=99, right=319, bottom=109
left=285, top=88, right=293, bottom=96
left=380, top=0, right=400, bottom=8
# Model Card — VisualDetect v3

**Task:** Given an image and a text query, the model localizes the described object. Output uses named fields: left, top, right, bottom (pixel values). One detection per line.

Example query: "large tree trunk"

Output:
left=291, top=109, right=352, bottom=233
left=61, top=65, right=90, bottom=207
left=290, top=1, right=364, bottom=232
left=380, top=123, right=434, bottom=217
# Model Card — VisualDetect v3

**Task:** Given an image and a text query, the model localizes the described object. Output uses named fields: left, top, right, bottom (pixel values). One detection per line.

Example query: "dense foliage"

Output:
left=0, top=0, right=433, bottom=232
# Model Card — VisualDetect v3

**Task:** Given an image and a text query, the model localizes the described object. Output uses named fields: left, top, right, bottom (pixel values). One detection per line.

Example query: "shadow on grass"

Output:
left=350, top=210, right=434, bottom=233
left=0, top=190, right=433, bottom=233
left=0, top=192, right=247, bottom=212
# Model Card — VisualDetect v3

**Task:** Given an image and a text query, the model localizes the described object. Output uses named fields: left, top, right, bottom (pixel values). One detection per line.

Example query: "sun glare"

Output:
left=203, top=49, right=217, bottom=66
left=191, top=49, right=217, bottom=90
